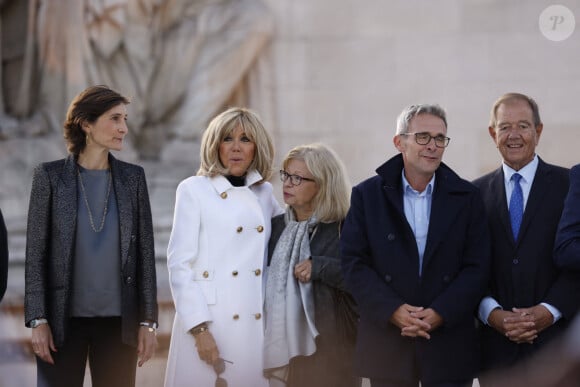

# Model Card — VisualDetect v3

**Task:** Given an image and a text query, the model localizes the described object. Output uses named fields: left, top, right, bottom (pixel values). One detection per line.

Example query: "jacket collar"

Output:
left=376, top=153, right=469, bottom=195
left=210, top=169, right=263, bottom=196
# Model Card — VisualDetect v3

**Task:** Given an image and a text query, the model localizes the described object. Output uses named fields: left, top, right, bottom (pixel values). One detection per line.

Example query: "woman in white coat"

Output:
left=165, top=107, right=282, bottom=387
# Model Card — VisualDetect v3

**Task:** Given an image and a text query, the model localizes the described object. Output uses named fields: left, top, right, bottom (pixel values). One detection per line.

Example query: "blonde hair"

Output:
left=282, top=143, right=350, bottom=222
left=198, top=107, right=274, bottom=182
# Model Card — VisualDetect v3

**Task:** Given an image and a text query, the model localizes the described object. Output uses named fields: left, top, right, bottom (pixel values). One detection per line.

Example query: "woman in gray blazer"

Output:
left=24, top=85, right=158, bottom=387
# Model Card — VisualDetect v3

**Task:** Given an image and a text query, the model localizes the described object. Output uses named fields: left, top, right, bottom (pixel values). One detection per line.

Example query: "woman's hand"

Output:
left=194, top=330, right=220, bottom=365
left=31, top=324, right=56, bottom=364
left=294, top=259, right=312, bottom=283
left=137, top=326, right=158, bottom=367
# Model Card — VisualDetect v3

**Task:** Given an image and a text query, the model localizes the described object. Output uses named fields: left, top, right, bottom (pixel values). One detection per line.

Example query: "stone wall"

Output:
left=1, top=1, right=578, bottom=384
left=259, top=0, right=580, bottom=190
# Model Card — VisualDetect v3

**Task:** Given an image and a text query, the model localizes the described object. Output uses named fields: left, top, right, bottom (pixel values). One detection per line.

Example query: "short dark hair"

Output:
left=63, top=85, right=130, bottom=155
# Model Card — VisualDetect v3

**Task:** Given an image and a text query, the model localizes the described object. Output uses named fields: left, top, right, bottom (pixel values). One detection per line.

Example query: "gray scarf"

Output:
left=263, top=209, right=319, bottom=375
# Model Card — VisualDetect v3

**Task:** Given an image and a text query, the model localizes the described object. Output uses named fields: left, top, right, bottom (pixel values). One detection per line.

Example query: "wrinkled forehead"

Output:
left=496, top=99, right=535, bottom=121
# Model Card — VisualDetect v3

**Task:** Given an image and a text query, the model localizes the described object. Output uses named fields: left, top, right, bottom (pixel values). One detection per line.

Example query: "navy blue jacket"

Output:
left=341, top=154, right=490, bottom=383
left=555, top=164, right=580, bottom=270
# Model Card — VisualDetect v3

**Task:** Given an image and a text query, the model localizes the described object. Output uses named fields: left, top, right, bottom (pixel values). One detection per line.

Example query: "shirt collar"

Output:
left=502, top=154, right=538, bottom=185
left=402, top=169, right=435, bottom=195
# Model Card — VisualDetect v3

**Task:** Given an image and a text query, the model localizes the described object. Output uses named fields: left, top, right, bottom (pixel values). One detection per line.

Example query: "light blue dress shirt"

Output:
left=402, top=170, right=434, bottom=276
left=478, top=155, right=561, bottom=324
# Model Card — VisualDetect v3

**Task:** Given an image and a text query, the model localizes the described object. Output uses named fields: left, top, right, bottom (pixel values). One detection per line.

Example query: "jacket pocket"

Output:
left=192, top=269, right=216, bottom=304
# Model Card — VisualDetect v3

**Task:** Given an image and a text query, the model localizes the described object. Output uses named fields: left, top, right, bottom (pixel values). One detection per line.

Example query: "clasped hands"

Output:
left=390, top=304, right=443, bottom=340
left=488, top=304, right=554, bottom=344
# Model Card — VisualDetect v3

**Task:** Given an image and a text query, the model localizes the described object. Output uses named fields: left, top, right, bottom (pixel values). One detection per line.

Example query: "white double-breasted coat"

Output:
left=164, top=171, right=282, bottom=387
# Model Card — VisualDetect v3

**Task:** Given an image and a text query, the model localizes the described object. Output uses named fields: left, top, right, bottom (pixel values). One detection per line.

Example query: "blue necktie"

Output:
left=510, top=173, right=523, bottom=240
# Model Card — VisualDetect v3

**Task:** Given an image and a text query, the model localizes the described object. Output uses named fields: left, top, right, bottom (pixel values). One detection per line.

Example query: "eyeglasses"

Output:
left=213, top=358, right=233, bottom=387
left=279, top=170, right=316, bottom=186
left=400, top=132, right=451, bottom=148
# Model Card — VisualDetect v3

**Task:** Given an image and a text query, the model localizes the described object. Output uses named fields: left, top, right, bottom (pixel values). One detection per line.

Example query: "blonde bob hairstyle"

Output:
left=282, top=143, right=351, bottom=223
left=197, top=107, right=274, bottom=182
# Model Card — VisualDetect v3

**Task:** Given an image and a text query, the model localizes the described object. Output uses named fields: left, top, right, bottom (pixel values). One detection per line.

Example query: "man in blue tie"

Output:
left=472, top=93, right=579, bottom=384
left=341, top=104, right=491, bottom=387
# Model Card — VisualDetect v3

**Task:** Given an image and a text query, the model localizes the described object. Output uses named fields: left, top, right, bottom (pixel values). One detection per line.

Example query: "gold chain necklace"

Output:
left=77, top=168, right=112, bottom=233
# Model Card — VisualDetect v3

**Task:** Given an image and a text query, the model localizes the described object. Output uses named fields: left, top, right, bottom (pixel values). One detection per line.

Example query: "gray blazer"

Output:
left=24, top=154, right=158, bottom=347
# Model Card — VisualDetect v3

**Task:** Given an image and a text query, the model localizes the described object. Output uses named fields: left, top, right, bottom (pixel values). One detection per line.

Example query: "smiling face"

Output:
left=489, top=99, right=543, bottom=171
left=219, top=125, right=256, bottom=177
left=282, top=159, right=319, bottom=221
left=394, top=113, right=447, bottom=187
left=84, top=103, right=128, bottom=152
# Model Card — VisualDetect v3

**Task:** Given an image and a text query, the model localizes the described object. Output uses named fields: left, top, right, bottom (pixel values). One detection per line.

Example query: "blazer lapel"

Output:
left=56, top=156, right=78, bottom=270
left=489, top=168, right=516, bottom=245
left=110, top=155, right=132, bottom=268
left=518, top=160, right=550, bottom=243
left=422, top=176, right=459, bottom=269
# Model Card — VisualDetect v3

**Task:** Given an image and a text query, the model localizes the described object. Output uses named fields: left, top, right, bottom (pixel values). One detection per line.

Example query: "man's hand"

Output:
left=488, top=305, right=553, bottom=344
left=409, top=308, right=443, bottom=331
left=390, top=304, right=433, bottom=339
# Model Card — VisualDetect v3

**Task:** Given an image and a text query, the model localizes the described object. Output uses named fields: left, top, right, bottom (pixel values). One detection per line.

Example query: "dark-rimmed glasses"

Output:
left=279, top=170, right=316, bottom=186
left=400, top=132, right=451, bottom=148
left=214, top=358, right=233, bottom=387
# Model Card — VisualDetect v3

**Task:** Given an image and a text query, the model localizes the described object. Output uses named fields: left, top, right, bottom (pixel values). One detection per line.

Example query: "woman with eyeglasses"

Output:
left=263, top=143, right=361, bottom=387
left=165, top=107, right=282, bottom=387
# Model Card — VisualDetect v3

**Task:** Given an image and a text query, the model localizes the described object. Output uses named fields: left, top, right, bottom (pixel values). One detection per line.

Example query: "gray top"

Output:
left=72, top=166, right=122, bottom=317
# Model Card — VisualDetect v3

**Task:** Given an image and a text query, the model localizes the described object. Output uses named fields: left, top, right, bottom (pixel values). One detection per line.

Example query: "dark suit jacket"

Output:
left=340, top=154, right=490, bottom=383
left=473, top=158, right=579, bottom=370
left=0, top=208, right=7, bottom=302
left=555, top=164, right=580, bottom=270
left=24, top=154, right=158, bottom=347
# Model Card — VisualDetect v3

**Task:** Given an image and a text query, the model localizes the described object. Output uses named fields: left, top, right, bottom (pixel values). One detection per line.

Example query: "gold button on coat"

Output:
left=232, top=270, right=238, bottom=276
left=236, top=226, right=243, bottom=233
left=254, top=269, right=261, bottom=276
left=202, top=271, right=209, bottom=278
left=233, top=314, right=239, bottom=320
left=254, top=313, right=262, bottom=320
left=256, top=225, right=264, bottom=232
left=220, top=192, right=227, bottom=199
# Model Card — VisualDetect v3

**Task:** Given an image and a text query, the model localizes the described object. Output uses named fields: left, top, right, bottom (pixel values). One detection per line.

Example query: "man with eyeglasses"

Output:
left=341, top=104, right=490, bottom=387
left=473, top=93, right=579, bottom=385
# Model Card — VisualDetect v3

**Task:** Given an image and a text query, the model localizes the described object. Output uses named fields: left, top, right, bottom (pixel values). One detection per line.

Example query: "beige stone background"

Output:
left=1, top=0, right=580, bottom=386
